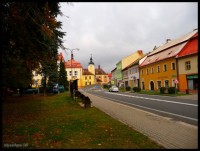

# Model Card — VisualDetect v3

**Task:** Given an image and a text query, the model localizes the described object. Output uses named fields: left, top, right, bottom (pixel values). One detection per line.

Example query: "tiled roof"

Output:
left=58, top=52, right=65, bottom=62
left=95, top=68, right=107, bottom=75
left=65, top=59, right=82, bottom=68
left=177, top=33, right=198, bottom=58
left=82, top=69, right=94, bottom=75
left=148, top=30, right=197, bottom=56
left=140, top=30, right=198, bottom=67
left=122, top=56, right=143, bottom=71
left=108, top=73, right=112, bottom=78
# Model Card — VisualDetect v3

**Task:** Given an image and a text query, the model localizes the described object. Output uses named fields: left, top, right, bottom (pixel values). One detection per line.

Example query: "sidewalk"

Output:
left=176, top=93, right=198, bottom=100
left=81, top=90, right=198, bottom=149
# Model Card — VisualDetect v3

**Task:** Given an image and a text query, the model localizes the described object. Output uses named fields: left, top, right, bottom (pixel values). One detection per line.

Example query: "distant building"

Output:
left=32, top=52, right=109, bottom=89
left=65, top=54, right=108, bottom=88
left=115, top=50, right=144, bottom=88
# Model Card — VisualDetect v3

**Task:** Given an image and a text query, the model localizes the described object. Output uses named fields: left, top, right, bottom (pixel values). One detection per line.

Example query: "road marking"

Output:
left=92, top=93, right=198, bottom=122
left=105, top=92, right=197, bottom=107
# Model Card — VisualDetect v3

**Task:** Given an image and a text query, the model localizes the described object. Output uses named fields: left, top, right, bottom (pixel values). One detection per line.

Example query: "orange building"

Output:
left=176, top=31, right=198, bottom=92
left=139, top=30, right=197, bottom=91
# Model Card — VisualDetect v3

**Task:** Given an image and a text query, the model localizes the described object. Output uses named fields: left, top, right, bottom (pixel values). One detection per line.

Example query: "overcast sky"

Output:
left=57, top=2, right=197, bottom=73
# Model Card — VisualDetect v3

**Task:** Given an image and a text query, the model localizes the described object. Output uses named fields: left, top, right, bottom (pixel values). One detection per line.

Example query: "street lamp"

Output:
left=65, top=48, right=80, bottom=81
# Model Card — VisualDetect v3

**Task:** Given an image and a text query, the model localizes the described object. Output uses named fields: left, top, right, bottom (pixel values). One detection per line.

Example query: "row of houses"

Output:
left=32, top=53, right=109, bottom=89
left=110, top=29, right=198, bottom=92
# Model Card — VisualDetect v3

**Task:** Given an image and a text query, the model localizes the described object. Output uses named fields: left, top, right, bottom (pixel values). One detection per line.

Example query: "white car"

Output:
left=109, top=86, right=119, bottom=92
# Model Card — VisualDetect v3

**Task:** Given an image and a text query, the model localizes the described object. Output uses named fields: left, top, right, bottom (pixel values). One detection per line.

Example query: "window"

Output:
left=163, top=64, right=167, bottom=72
left=157, top=81, right=161, bottom=89
left=157, top=65, right=160, bottom=73
left=185, top=61, right=191, bottom=70
left=151, top=67, right=154, bottom=74
left=104, top=76, right=107, bottom=78
left=165, top=80, right=169, bottom=88
left=85, top=82, right=87, bottom=86
left=89, top=82, right=91, bottom=85
left=85, top=76, right=87, bottom=80
left=141, top=70, right=144, bottom=75
left=69, top=71, right=72, bottom=76
left=171, top=62, right=176, bottom=70
left=146, top=68, right=149, bottom=75
left=89, top=76, right=91, bottom=79
left=75, top=71, right=78, bottom=76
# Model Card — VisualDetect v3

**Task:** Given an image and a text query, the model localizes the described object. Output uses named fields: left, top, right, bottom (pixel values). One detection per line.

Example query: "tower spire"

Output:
left=88, top=54, right=94, bottom=65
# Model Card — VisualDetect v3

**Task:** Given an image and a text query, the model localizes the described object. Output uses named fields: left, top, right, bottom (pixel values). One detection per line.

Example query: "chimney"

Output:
left=137, top=50, right=143, bottom=55
left=166, top=39, right=171, bottom=43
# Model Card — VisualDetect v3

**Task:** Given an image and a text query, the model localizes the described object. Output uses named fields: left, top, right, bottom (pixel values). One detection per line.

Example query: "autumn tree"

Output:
left=1, top=2, right=66, bottom=96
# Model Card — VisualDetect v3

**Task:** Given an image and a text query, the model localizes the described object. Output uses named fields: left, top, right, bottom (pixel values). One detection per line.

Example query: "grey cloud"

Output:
left=57, top=2, right=197, bottom=73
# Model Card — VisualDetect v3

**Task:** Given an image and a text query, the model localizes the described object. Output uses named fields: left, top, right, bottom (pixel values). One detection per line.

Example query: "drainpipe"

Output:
left=175, top=56, right=179, bottom=91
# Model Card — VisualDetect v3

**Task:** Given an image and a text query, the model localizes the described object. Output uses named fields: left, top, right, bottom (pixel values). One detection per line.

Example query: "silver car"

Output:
left=109, top=86, right=119, bottom=92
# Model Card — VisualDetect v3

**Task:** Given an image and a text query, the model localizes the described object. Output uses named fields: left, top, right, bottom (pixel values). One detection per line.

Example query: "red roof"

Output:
left=65, top=59, right=82, bottom=68
left=95, top=68, right=107, bottom=75
left=177, top=33, right=198, bottom=58
left=58, top=52, right=65, bottom=62
left=82, top=69, right=94, bottom=75
left=140, top=30, right=198, bottom=67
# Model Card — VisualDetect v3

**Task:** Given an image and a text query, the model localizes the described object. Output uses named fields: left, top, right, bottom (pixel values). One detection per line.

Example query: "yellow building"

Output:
left=32, top=52, right=108, bottom=89
left=81, top=56, right=109, bottom=87
left=121, top=50, right=144, bottom=70
left=65, top=54, right=108, bottom=88
left=139, top=30, right=197, bottom=91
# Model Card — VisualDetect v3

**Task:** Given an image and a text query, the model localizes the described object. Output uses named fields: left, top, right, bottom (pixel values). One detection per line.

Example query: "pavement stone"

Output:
left=81, top=90, right=198, bottom=149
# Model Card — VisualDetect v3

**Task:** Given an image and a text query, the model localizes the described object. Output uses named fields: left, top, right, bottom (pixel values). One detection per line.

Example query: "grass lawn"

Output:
left=2, top=92, right=164, bottom=149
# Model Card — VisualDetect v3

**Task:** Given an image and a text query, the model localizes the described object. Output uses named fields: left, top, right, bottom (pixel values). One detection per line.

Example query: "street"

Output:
left=82, top=85, right=198, bottom=126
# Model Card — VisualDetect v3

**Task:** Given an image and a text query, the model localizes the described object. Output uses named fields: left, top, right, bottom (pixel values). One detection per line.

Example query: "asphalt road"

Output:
left=82, top=86, right=198, bottom=126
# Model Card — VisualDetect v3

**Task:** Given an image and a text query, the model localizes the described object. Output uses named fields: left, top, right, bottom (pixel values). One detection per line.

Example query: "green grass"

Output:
left=2, top=93, right=164, bottom=149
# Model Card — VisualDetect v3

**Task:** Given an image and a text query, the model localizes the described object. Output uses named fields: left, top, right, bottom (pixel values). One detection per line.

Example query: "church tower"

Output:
left=88, top=54, right=95, bottom=75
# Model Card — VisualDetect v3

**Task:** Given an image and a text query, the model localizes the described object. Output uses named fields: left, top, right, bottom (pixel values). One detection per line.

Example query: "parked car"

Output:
left=52, top=84, right=65, bottom=93
left=59, top=85, right=65, bottom=93
left=109, top=86, right=119, bottom=92
left=24, top=88, right=38, bottom=94
left=53, top=83, right=59, bottom=93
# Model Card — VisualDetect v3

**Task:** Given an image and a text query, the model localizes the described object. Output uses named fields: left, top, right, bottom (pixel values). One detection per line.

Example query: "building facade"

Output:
left=176, top=32, right=198, bottom=92
left=139, top=30, right=198, bottom=91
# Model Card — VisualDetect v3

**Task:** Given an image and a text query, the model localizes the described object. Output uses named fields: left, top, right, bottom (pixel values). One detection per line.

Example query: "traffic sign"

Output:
left=174, top=79, right=179, bottom=84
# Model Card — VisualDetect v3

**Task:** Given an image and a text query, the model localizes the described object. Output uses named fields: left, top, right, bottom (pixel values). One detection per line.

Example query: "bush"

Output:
left=168, top=87, right=176, bottom=94
left=133, top=87, right=141, bottom=92
left=103, top=84, right=108, bottom=89
left=160, top=87, right=166, bottom=94
left=126, top=86, right=131, bottom=91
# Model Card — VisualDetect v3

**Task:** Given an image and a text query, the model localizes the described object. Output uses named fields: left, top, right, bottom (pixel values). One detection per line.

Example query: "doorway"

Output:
left=150, top=81, right=154, bottom=90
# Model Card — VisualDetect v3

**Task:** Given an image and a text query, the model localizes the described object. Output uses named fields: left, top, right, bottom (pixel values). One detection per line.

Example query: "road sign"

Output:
left=174, top=79, right=179, bottom=84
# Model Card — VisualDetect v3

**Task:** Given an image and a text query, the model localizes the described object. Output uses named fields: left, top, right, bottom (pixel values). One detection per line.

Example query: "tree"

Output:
left=58, top=59, right=69, bottom=91
left=1, top=2, right=66, bottom=95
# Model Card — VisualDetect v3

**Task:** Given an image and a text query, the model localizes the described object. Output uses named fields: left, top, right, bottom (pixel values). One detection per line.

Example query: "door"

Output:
left=150, top=81, right=154, bottom=90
